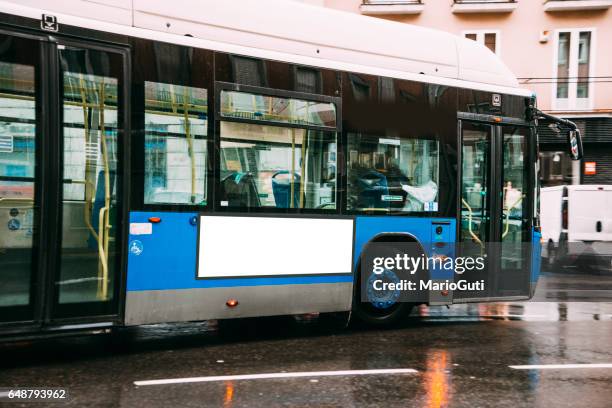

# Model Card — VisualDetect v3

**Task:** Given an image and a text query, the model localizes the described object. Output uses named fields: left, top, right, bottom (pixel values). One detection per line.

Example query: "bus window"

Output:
left=219, top=122, right=336, bottom=209
left=220, top=90, right=336, bottom=128
left=346, top=134, right=439, bottom=213
left=144, top=82, right=208, bottom=205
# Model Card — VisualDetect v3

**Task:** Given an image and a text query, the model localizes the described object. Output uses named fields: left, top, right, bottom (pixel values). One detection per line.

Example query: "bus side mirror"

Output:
left=567, top=129, right=583, bottom=161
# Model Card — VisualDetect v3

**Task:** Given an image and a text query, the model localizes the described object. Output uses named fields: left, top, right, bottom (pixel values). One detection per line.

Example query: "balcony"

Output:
left=544, top=0, right=612, bottom=12
left=360, top=0, right=425, bottom=15
left=451, top=0, right=518, bottom=14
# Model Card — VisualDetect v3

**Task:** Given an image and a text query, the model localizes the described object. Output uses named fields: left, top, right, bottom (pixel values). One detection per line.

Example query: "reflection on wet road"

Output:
left=0, top=273, right=611, bottom=407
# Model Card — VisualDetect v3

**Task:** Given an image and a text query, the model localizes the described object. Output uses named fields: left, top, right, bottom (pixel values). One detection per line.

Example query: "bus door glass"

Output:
left=52, top=43, right=125, bottom=318
left=499, top=125, right=530, bottom=295
left=459, top=122, right=492, bottom=298
left=0, top=33, right=42, bottom=324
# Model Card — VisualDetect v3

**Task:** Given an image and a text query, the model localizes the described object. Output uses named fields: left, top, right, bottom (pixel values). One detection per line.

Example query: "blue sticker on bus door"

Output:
left=129, top=240, right=144, bottom=256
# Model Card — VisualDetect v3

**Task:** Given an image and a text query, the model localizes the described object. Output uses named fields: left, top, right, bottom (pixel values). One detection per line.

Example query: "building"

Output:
left=310, top=0, right=612, bottom=186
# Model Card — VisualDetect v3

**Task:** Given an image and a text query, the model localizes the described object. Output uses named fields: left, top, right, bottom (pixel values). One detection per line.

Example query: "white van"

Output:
left=541, top=185, right=612, bottom=270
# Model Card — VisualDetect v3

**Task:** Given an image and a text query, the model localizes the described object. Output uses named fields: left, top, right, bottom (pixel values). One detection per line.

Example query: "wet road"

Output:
left=1, top=273, right=612, bottom=408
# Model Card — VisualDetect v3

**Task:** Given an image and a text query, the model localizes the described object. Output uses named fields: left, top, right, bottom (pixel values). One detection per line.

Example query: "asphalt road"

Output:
left=1, top=272, right=611, bottom=408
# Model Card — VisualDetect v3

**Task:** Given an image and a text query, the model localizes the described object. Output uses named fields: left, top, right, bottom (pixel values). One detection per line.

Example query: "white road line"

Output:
left=134, top=368, right=418, bottom=386
left=509, top=363, right=612, bottom=370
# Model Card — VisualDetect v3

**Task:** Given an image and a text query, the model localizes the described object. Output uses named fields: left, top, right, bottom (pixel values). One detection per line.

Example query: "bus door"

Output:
left=0, top=29, right=128, bottom=332
left=457, top=119, right=532, bottom=300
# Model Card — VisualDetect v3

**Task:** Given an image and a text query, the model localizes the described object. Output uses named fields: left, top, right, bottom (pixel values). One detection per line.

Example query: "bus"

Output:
left=0, top=0, right=581, bottom=339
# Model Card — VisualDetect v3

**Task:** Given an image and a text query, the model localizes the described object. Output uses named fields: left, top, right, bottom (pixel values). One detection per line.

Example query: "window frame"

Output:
left=552, top=28, right=596, bottom=111
left=213, top=81, right=343, bottom=214
left=142, top=81, right=210, bottom=207
left=343, top=132, right=442, bottom=216
left=215, top=82, right=341, bottom=133
left=462, top=29, right=501, bottom=56
left=132, top=41, right=215, bottom=213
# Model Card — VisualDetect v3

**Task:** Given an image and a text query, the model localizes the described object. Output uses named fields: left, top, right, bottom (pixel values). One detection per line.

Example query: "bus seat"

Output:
left=219, top=172, right=261, bottom=208
left=271, top=171, right=301, bottom=208
left=356, top=170, right=389, bottom=209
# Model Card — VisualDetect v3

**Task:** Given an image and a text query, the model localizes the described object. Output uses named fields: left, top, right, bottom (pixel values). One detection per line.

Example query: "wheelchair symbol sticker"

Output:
left=130, top=240, right=144, bottom=256
left=8, top=218, right=20, bottom=231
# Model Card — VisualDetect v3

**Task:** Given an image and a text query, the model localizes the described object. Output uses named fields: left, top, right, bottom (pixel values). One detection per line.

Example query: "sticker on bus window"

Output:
left=0, top=135, right=13, bottom=153
left=378, top=138, right=400, bottom=146
left=381, top=195, right=403, bottom=202
left=424, top=202, right=438, bottom=211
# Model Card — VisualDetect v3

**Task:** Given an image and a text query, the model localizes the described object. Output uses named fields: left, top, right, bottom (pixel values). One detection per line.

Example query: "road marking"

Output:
left=509, top=363, right=612, bottom=370
left=134, top=368, right=418, bottom=386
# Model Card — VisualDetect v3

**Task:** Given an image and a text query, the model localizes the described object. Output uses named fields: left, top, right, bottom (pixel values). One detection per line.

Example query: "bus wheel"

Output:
left=352, top=265, right=415, bottom=327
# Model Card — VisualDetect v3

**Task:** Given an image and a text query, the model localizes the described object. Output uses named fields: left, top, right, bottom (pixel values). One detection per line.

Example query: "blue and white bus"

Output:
left=0, top=0, right=581, bottom=338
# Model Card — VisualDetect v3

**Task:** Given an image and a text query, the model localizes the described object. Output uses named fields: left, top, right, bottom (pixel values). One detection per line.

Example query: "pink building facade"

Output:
left=312, top=0, right=612, bottom=185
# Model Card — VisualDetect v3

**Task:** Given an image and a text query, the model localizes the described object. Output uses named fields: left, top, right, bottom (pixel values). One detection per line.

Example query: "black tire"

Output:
left=352, top=239, right=422, bottom=327
left=352, top=292, right=415, bottom=327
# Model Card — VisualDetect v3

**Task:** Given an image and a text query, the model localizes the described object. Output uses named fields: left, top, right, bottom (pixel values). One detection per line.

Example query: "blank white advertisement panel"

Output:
left=197, top=216, right=354, bottom=278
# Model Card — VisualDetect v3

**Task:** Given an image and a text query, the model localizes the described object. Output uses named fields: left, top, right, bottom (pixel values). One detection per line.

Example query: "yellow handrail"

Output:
left=461, top=198, right=484, bottom=252
left=183, top=86, right=197, bottom=204
left=502, top=195, right=524, bottom=239
left=77, top=74, right=100, bottom=252
left=357, top=208, right=390, bottom=212
left=97, top=206, right=109, bottom=299
left=98, top=80, right=111, bottom=301
left=68, top=179, right=99, bottom=242
left=290, top=127, right=296, bottom=208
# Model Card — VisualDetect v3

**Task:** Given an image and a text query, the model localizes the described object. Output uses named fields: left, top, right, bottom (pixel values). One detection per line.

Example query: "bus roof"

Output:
left=1, top=0, right=532, bottom=97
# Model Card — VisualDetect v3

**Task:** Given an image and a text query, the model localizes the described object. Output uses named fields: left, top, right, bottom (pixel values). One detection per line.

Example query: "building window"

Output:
left=463, top=31, right=499, bottom=55
left=577, top=32, right=591, bottom=99
left=554, top=29, right=594, bottom=110
left=556, top=32, right=570, bottom=99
